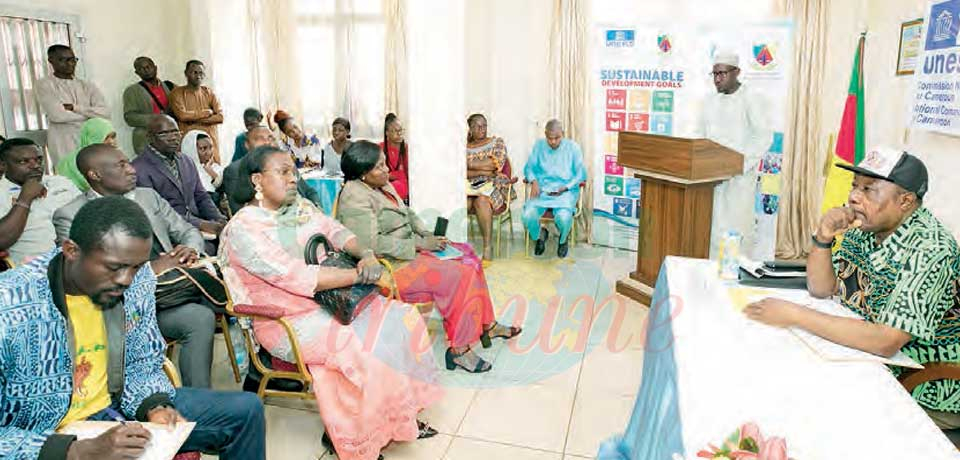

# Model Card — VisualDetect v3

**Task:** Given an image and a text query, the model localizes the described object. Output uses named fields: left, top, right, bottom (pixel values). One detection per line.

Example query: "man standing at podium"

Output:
left=700, top=51, right=773, bottom=258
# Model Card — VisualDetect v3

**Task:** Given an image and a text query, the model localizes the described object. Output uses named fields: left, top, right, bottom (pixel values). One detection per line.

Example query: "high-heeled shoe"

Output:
left=445, top=347, right=492, bottom=373
left=417, top=420, right=438, bottom=439
left=480, top=323, right=523, bottom=348
left=322, top=432, right=384, bottom=459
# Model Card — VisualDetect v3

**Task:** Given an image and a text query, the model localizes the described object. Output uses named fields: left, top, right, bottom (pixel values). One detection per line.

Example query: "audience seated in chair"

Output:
left=58, top=117, right=118, bottom=191
left=465, top=113, right=517, bottom=261
left=232, top=107, right=264, bottom=163
left=221, top=125, right=322, bottom=215
left=0, top=196, right=265, bottom=460
left=522, top=119, right=587, bottom=259
left=0, top=138, right=80, bottom=265
left=132, top=114, right=226, bottom=253
left=219, top=145, right=440, bottom=460
left=274, top=110, right=323, bottom=168
left=36, top=44, right=110, bottom=166
left=123, top=56, right=176, bottom=155
left=338, top=140, right=521, bottom=373
left=54, top=144, right=217, bottom=388
left=743, top=148, right=960, bottom=430
left=182, top=130, right=223, bottom=206
left=320, top=117, right=351, bottom=176
left=380, top=113, right=410, bottom=204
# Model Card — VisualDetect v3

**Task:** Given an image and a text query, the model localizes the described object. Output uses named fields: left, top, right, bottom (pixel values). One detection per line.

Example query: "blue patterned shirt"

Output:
left=0, top=250, right=174, bottom=458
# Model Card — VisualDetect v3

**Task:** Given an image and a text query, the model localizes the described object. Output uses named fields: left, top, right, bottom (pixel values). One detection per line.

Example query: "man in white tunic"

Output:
left=700, top=51, right=773, bottom=259
left=36, top=44, right=109, bottom=167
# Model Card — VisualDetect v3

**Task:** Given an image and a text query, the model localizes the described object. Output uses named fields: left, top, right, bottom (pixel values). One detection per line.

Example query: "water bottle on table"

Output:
left=718, top=230, right=742, bottom=281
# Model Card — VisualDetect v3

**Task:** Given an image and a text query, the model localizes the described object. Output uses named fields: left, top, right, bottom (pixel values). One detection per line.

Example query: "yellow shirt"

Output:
left=57, top=295, right=111, bottom=429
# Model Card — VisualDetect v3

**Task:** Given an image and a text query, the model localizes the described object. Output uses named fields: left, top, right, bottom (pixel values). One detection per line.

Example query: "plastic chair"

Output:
left=522, top=181, right=587, bottom=256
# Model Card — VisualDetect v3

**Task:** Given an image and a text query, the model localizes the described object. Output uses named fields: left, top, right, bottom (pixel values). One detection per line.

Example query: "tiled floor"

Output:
left=206, top=238, right=647, bottom=459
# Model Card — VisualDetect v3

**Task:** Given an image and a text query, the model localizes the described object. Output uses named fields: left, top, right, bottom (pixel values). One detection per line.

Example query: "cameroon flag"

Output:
left=821, top=33, right=865, bottom=213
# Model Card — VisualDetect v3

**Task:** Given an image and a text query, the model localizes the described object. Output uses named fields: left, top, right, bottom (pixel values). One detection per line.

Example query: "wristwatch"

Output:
left=811, top=234, right=834, bottom=249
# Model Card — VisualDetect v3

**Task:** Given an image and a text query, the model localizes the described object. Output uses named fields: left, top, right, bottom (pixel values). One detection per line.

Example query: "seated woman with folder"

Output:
left=336, top=141, right=522, bottom=373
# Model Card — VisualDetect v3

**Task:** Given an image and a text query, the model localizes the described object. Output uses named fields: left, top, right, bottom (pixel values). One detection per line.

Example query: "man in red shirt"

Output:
left=123, top=56, right=176, bottom=155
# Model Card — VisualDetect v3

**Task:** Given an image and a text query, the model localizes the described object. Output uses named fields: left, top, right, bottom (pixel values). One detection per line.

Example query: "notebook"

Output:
left=432, top=245, right=463, bottom=260
left=59, top=421, right=195, bottom=460
left=727, top=286, right=923, bottom=369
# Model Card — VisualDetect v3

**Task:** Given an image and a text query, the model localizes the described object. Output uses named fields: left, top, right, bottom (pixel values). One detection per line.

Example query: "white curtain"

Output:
left=775, top=0, right=829, bottom=259
left=404, top=0, right=467, bottom=239
left=549, top=0, right=591, bottom=241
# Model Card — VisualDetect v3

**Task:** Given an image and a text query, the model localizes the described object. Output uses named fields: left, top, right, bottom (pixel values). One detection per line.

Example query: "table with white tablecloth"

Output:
left=599, top=256, right=960, bottom=460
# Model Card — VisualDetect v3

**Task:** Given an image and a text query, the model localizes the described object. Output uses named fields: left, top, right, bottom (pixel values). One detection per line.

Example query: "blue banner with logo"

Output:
left=911, top=0, right=960, bottom=134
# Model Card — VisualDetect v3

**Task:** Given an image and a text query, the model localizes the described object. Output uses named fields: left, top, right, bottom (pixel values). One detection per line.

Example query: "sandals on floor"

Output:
left=444, top=347, right=492, bottom=373
left=417, top=420, right=438, bottom=439
left=480, top=323, right=523, bottom=348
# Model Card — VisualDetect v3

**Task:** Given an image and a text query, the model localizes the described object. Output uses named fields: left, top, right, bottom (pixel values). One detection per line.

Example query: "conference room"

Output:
left=0, top=0, right=959, bottom=459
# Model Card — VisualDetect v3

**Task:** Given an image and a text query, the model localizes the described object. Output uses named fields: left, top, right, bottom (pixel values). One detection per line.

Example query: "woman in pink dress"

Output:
left=219, top=145, right=442, bottom=460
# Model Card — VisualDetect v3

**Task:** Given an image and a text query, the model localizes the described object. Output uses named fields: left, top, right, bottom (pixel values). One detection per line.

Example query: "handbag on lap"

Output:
left=154, top=259, right=229, bottom=310
left=304, top=234, right=378, bottom=325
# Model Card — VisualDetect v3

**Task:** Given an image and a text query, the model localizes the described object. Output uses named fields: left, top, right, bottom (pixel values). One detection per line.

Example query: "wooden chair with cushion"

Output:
left=900, top=363, right=960, bottom=449
left=522, top=180, right=587, bottom=256
left=467, top=157, right=517, bottom=258
left=899, top=280, right=960, bottom=448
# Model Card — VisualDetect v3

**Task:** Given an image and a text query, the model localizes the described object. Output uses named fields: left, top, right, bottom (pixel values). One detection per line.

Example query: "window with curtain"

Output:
left=295, top=0, right=385, bottom=140
left=0, top=15, right=72, bottom=142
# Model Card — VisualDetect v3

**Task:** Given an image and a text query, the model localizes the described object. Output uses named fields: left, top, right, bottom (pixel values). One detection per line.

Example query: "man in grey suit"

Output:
left=53, top=143, right=216, bottom=388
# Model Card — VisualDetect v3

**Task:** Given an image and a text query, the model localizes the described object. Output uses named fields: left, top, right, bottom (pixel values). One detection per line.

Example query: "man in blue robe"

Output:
left=523, top=119, right=586, bottom=258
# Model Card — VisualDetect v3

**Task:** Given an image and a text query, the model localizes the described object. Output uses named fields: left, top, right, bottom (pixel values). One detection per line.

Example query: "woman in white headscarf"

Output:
left=182, top=129, right=223, bottom=204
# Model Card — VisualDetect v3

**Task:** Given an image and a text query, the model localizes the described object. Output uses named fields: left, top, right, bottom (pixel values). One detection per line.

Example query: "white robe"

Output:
left=700, top=84, right=773, bottom=259
left=36, top=75, right=110, bottom=166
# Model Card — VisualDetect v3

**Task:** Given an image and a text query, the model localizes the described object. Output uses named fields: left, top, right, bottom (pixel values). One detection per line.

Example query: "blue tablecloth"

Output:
left=302, top=176, right=343, bottom=215
left=598, top=267, right=684, bottom=460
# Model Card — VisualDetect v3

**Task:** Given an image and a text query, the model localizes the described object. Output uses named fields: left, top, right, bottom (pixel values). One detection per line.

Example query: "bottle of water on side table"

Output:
left=718, top=230, right=742, bottom=281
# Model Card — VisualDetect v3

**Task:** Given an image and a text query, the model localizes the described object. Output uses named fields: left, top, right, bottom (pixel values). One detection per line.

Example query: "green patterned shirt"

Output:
left=833, top=207, right=960, bottom=412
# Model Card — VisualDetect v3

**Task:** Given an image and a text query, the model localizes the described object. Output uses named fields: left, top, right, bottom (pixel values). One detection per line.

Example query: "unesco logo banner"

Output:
left=925, top=0, right=960, bottom=51
left=606, top=29, right=635, bottom=48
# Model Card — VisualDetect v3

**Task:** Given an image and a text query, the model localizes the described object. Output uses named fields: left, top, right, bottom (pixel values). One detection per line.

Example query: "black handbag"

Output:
left=155, top=260, right=228, bottom=310
left=304, top=234, right=378, bottom=325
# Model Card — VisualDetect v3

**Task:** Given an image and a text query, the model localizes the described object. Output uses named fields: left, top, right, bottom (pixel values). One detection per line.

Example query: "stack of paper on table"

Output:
left=727, top=286, right=922, bottom=369
left=58, top=421, right=195, bottom=460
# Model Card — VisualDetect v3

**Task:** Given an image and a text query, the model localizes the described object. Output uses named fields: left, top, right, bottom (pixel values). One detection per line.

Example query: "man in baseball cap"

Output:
left=744, top=146, right=960, bottom=428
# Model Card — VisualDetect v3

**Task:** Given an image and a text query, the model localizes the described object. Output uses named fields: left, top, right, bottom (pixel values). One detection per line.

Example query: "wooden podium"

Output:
left=614, top=132, right=744, bottom=305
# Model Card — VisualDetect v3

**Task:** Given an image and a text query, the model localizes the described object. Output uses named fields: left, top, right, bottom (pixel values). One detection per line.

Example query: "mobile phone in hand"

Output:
left=433, top=217, right=449, bottom=237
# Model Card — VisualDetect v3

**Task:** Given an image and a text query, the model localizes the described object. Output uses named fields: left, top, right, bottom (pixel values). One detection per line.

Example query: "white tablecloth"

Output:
left=601, top=256, right=960, bottom=460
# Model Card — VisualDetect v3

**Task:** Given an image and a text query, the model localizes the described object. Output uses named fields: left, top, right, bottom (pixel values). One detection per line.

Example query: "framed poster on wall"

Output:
left=897, top=18, right=923, bottom=76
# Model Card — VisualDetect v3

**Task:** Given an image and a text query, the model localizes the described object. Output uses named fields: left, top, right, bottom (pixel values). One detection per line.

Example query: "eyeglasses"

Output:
left=262, top=167, right=297, bottom=178
left=57, top=57, right=79, bottom=64
left=710, top=69, right=735, bottom=78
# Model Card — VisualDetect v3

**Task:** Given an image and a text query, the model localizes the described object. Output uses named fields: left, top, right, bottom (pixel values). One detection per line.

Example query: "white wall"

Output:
left=1, top=0, right=194, bottom=157
left=464, top=0, right=551, bottom=183
left=824, top=0, right=960, bottom=239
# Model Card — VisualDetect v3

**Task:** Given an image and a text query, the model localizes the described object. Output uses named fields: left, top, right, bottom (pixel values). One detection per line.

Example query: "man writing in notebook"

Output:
left=0, top=196, right=265, bottom=459
left=744, top=147, right=960, bottom=428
